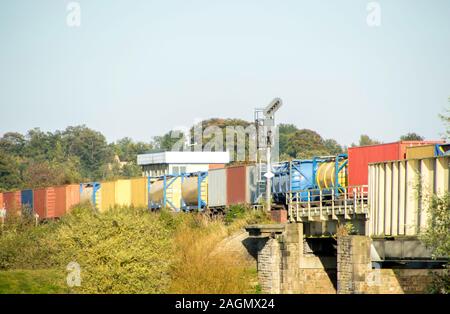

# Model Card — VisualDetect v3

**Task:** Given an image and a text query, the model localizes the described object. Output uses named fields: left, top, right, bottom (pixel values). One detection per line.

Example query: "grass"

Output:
left=0, top=269, right=67, bottom=294
left=0, top=205, right=270, bottom=294
left=169, top=214, right=257, bottom=294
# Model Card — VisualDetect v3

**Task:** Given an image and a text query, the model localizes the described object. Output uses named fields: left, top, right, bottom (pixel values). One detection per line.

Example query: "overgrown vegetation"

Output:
left=0, top=204, right=269, bottom=294
left=420, top=192, right=450, bottom=294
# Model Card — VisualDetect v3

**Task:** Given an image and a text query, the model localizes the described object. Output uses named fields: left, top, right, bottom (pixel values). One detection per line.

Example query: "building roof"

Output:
left=137, top=151, right=230, bottom=165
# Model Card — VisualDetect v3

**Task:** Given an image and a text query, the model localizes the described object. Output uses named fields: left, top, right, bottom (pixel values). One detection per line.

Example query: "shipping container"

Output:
left=115, top=179, right=132, bottom=207
left=54, top=184, right=80, bottom=217
left=130, top=177, right=149, bottom=208
left=33, top=187, right=56, bottom=219
left=368, top=156, right=449, bottom=237
left=348, top=141, right=444, bottom=186
left=226, top=165, right=247, bottom=205
left=406, top=144, right=436, bottom=159
left=181, top=173, right=208, bottom=210
left=0, top=193, right=3, bottom=208
left=21, top=189, right=34, bottom=214
left=436, top=143, right=450, bottom=156
left=209, top=164, right=226, bottom=170
left=4, top=191, right=21, bottom=214
left=79, top=182, right=101, bottom=208
left=406, top=143, right=450, bottom=159
left=97, top=180, right=132, bottom=212
left=149, top=176, right=182, bottom=211
left=98, top=181, right=116, bottom=212
left=207, top=168, right=227, bottom=207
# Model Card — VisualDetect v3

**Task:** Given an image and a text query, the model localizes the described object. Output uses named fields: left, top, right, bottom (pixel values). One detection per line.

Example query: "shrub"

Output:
left=420, top=193, right=450, bottom=294
left=0, top=205, right=269, bottom=294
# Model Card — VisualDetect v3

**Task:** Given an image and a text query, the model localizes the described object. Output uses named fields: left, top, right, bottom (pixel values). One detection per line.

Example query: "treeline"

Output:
left=0, top=121, right=425, bottom=192
left=0, top=126, right=153, bottom=191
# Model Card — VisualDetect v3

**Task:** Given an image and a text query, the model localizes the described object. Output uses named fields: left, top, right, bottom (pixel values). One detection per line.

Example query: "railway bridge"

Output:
left=246, top=155, right=449, bottom=294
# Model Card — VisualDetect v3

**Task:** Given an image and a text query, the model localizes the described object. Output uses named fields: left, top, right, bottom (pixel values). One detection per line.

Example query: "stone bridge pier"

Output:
left=245, top=223, right=441, bottom=294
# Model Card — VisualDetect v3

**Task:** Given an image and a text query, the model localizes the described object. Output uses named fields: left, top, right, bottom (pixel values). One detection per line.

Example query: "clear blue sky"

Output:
left=0, top=0, right=449, bottom=146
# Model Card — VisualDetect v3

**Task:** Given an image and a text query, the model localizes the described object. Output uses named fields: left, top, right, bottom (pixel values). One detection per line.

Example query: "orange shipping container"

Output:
left=4, top=191, right=21, bottom=214
left=54, top=184, right=80, bottom=217
left=0, top=193, right=3, bottom=208
left=209, top=164, right=226, bottom=170
left=34, top=187, right=56, bottom=219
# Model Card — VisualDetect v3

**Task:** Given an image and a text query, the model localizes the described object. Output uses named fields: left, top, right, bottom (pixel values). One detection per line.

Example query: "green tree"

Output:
left=439, top=99, right=450, bottom=140
left=61, top=125, right=114, bottom=180
left=279, top=124, right=298, bottom=156
left=0, top=152, right=23, bottom=191
left=400, top=132, right=424, bottom=141
left=352, top=134, right=381, bottom=147
left=323, top=139, right=344, bottom=155
left=284, top=129, right=330, bottom=159
left=0, top=132, right=25, bottom=156
left=114, top=137, right=152, bottom=162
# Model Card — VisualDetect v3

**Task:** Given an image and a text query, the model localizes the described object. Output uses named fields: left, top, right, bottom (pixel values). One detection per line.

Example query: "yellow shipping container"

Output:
left=98, top=181, right=116, bottom=212
left=406, top=144, right=436, bottom=160
left=115, top=179, right=132, bottom=207
left=95, top=187, right=101, bottom=210
left=130, top=177, right=148, bottom=208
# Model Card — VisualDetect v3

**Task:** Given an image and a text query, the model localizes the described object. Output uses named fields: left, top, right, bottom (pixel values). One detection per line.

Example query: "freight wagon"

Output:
left=368, top=155, right=449, bottom=237
left=96, top=179, right=132, bottom=212
left=272, top=154, right=348, bottom=205
left=148, top=171, right=209, bottom=212
left=348, top=140, right=444, bottom=186
left=3, top=191, right=21, bottom=214
left=21, top=189, right=33, bottom=214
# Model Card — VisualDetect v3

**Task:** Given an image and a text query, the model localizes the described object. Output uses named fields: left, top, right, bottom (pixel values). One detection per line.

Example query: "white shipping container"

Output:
left=368, top=156, right=449, bottom=237
left=207, top=168, right=227, bottom=207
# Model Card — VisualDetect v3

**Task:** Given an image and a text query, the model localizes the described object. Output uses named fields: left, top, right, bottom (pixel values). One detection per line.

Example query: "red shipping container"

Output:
left=3, top=191, right=21, bottom=214
left=348, top=140, right=444, bottom=186
left=226, top=165, right=247, bottom=205
left=0, top=193, right=3, bottom=208
left=33, top=187, right=56, bottom=219
left=54, top=184, right=80, bottom=217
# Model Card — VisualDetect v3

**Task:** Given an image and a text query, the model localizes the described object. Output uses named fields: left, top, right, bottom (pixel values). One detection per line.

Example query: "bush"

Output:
left=0, top=205, right=175, bottom=293
left=420, top=193, right=450, bottom=294
left=0, top=205, right=269, bottom=294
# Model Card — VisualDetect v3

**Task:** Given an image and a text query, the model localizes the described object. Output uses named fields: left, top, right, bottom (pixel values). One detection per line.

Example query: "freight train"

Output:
left=0, top=141, right=447, bottom=220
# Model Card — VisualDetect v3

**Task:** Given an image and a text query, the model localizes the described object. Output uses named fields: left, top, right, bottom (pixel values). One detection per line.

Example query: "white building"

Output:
left=137, top=151, right=230, bottom=177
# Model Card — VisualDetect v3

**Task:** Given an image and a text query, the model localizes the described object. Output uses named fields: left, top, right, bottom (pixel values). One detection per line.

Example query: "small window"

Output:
left=180, top=167, right=187, bottom=174
left=173, top=166, right=179, bottom=175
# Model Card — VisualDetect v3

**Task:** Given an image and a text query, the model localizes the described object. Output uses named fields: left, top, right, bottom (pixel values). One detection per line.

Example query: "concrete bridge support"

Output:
left=247, top=224, right=444, bottom=294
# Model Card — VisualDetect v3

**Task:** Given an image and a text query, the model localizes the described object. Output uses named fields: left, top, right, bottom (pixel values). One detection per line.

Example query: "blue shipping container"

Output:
left=21, top=189, right=33, bottom=212
left=272, top=154, right=348, bottom=203
left=272, top=160, right=316, bottom=203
